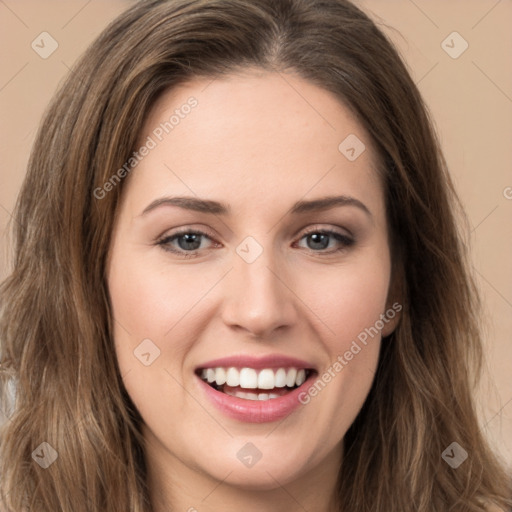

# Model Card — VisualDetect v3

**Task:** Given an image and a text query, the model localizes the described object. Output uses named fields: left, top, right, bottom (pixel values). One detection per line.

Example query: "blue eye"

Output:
left=157, top=228, right=354, bottom=258
left=157, top=229, right=213, bottom=258
left=297, top=229, right=355, bottom=253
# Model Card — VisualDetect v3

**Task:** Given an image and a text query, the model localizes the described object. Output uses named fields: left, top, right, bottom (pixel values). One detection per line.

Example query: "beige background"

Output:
left=0, top=0, right=511, bottom=466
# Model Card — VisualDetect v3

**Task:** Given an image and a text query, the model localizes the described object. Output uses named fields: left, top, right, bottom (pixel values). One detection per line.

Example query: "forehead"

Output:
left=123, top=70, right=384, bottom=219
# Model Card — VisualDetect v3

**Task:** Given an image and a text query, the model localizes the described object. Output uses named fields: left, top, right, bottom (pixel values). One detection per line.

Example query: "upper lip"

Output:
left=196, top=354, right=316, bottom=371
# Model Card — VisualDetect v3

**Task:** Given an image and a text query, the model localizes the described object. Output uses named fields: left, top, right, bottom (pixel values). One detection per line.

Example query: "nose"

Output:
left=220, top=248, right=298, bottom=339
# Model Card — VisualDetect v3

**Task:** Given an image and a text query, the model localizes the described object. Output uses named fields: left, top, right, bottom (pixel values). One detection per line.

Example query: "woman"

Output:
left=0, top=0, right=510, bottom=510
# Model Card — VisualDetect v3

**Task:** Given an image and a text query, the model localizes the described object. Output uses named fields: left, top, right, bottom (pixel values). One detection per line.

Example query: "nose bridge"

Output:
left=221, top=239, right=297, bottom=337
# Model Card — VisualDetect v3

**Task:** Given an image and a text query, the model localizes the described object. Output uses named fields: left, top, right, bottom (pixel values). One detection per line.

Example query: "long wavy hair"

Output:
left=0, top=0, right=510, bottom=510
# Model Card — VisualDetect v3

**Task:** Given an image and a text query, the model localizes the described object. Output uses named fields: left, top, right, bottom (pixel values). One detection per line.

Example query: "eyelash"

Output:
left=156, top=227, right=355, bottom=259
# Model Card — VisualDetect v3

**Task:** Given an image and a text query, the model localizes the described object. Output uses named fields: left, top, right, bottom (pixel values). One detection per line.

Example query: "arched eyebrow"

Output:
left=290, top=196, right=371, bottom=217
left=140, top=195, right=372, bottom=218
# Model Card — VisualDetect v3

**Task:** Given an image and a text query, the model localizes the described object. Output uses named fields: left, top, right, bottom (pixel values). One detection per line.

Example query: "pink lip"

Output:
left=195, top=372, right=317, bottom=425
left=196, top=354, right=315, bottom=371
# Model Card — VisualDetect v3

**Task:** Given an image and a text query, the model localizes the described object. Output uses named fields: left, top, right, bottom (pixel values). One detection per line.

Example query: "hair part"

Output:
left=1, top=0, right=510, bottom=510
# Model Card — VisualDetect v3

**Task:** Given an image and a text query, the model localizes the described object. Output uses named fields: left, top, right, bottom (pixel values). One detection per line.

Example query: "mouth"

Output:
left=194, top=354, right=318, bottom=423
left=195, top=366, right=316, bottom=401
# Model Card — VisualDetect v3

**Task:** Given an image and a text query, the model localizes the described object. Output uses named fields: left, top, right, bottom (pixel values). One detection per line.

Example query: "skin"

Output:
left=107, top=68, right=401, bottom=512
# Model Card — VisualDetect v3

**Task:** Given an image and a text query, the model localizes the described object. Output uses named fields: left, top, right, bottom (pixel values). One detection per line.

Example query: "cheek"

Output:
left=108, top=247, right=210, bottom=340
left=107, top=249, right=205, bottom=424
left=293, top=254, right=390, bottom=425
left=299, top=256, right=391, bottom=349
left=106, top=246, right=205, bottom=385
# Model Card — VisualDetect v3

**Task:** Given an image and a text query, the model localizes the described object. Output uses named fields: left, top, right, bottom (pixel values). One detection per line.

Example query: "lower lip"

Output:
left=196, top=374, right=315, bottom=423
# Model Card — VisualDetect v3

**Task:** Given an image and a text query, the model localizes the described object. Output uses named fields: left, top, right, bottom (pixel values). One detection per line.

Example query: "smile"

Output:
left=195, top=355, right=317, bottom=423
left=198, top=366, right=312, bottom=400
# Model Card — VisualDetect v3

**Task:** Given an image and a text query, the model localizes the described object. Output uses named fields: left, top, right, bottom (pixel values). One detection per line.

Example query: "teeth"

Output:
left=200, top=366, right=311, bottom=390
left=224, top=389, right=280, bottom=401
left=216, top=367, right=227, bottom=385
left=226, top=367, right=239, bottom=387
left=239, top=368, right=258, bottom=389
left=286, top=368, right=297, bottom=387
left=274, top=368, right=287, bottom=387
left=258, top=369, right=275, bottom=389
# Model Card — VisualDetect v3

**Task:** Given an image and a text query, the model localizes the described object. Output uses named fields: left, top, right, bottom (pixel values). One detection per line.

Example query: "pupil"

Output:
left=309, top=233, right=328, bottom=250
left=179, top=234, right=201, bottom=250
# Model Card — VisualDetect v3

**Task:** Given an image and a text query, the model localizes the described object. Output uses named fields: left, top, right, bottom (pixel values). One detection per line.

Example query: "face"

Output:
left=107, top=69, right=400, bottom=496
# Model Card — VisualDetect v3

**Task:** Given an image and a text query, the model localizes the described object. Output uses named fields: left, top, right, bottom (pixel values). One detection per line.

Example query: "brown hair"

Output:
left=1, top=0, right=510, bottom=510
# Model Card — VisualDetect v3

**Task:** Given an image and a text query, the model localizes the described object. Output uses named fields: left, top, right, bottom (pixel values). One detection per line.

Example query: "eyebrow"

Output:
left=140, top=195, right=372, bottom=218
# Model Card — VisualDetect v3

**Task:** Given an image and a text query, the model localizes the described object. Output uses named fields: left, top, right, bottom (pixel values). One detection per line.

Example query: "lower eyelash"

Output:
left=157, top=230, right=211, bottom=257
left=157, top=229, right=354, bottom=257
left=298, top=230, right=355, bottom=253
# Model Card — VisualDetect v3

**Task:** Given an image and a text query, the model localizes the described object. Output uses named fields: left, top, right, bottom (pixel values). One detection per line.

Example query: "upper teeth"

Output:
left=200, top=367, right=307, bottom=389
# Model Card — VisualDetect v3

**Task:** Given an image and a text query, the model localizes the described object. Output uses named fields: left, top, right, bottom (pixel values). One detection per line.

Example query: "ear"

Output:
left=381, top=259, right=404, bottom=338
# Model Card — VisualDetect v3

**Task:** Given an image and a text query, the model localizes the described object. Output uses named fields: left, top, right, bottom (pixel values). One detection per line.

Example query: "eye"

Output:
left=156, top=229, right=216, bottom=258
left=295, top=228, right=354, bottom=254
left=156, top=226, right=355, bottom=259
